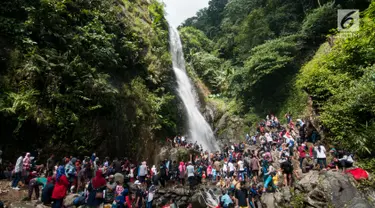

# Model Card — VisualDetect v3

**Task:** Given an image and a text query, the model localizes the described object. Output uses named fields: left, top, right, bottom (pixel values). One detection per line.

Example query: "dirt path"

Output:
left=0, top=180, right=29, bottom=207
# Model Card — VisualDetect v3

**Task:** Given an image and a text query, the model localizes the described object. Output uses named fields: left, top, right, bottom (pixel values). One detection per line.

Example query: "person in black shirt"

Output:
left=112, top=158, right=122, bottom=174
left=235, top=182, right=250, bottom=208
left=134, top=181, right=144, bottom=208
left=280, top=158, right=293, bottom=187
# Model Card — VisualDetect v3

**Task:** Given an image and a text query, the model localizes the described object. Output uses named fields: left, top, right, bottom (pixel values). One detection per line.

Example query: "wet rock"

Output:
left=190, top=191, right=206, bottom=208
left=157, top=189, right=167, bottom=194
left=171, top=187, right=190, bottom=196
left=181, top=196, right=188, bottom=201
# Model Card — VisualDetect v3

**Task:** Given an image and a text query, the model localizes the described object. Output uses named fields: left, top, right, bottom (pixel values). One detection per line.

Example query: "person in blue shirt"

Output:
left=249, top=183, right=259, bottom=208
left=220, top=190, right=233, bottom=208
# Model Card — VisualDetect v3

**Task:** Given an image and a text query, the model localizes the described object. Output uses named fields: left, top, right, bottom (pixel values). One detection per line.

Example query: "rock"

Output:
left=9, top=202, right=35, bottom=208
left=171, top=187, right=190, bottom=196
left=36, top=205, right=50, bottom=208
left=281, top=187, right=291, bottom=202
left=190, top=192, right=206, bottom=208
left=306, top=189, right=327, bottom=207
left=181, top=196, right=188, bottom=201
left=274, top=191, right=283, bottom=204
left=261, top=193, right=276, bottom=208
left=157, top=189, right=167, bottom=194
left=295, top=170, right=375, bottom=208
left=298, top=171, right=319, bottom=192
left=177, top=200, right=189, bottom=208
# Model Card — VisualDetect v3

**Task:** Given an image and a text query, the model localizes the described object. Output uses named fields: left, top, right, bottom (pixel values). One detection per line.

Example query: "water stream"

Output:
left=168, top=26, right=219, bottom=151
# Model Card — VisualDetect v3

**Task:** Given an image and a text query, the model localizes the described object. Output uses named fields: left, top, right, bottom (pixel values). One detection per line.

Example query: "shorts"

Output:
left=283, top=167, right=292, bottom=174
left=252, top=170, right=258, bottom=176
left=139, top=176, right=146, bottom=183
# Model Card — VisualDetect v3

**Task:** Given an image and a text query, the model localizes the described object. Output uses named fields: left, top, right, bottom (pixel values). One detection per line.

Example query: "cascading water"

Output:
left=168, top=26, right=219, bottom=151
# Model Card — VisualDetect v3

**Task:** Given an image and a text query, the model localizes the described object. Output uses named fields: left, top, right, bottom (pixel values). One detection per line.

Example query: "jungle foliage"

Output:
left=0, top=0, right=180, bottom=158
left=180, top=0, right=374, bottom=156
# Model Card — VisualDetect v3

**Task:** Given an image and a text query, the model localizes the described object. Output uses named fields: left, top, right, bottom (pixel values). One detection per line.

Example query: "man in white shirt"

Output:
left=228, top=161, right=235, bottom=177
left=146, top=183, right=156, bottom=208
left=237, top=159, right=245, bottom=180
left=186, top=162, right=195, bottom=189
left=12, top=154, right=23, bottom=190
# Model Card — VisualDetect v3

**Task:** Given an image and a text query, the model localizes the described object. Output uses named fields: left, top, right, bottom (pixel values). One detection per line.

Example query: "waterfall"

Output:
left=168, top=26, right=219, bottom=151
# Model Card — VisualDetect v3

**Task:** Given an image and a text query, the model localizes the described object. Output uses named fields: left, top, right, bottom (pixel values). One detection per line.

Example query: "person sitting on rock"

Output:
left=302, top=154, right=314, bottom=173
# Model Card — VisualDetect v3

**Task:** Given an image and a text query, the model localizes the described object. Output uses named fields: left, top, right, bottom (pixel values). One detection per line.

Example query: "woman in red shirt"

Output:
left=125, top=192, right=136, bottom=208
left=52, top=166, right=69, bottom=208
left=298, top=142, right=307, bottom=169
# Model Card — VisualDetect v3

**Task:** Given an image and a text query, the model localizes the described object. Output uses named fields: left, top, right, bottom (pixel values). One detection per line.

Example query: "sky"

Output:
left=162, top=0, right=209, bottom=28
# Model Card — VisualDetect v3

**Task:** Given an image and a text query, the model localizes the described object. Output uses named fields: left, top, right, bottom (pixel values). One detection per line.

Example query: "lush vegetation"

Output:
left=179, top=0, right=374, bottom=158
left=298, top=2, right=375, bottom=155
left=0, top=0, right=181, bottom=159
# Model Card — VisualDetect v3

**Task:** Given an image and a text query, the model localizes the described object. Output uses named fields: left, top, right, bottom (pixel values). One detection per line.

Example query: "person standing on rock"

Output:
left=178, top=161, right=186, bottom=185
left=12, top=153, right=23, bottom=190
left=138, top=161, right=147, bottom=185
left=47, top=154, right=55, bottom=177
left=186, top=162, right=195, bottom=189
left=250, top=154, right=260, bottom=183
left=146, top=182, right=156, bottom=208
left=315, top=142, right=327, bottom=170
left=234, top=181, right=250, bottom=208
left=23, top=152, right=31, bottom=183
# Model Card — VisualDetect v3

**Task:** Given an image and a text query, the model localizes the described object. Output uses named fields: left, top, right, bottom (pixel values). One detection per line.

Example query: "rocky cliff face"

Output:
left=261, top=170, right=374, bottom=208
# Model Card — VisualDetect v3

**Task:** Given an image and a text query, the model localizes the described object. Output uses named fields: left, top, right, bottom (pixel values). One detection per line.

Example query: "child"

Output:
left=202, top=171, right=207, bottom=185
left=115, top=182, right=124, bottom=197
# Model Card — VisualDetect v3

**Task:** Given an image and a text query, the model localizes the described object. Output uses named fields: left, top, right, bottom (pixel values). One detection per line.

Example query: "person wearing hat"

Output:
left=302, top=154, right=314, bottom=173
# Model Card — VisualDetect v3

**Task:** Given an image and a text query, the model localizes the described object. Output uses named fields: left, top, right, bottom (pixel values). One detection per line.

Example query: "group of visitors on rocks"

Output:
left=0, top=112, right=361, bottom=208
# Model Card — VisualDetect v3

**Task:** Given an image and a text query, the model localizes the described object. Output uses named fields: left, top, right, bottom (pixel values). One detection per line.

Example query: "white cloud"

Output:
left=162, top=0, right=209, bottom=28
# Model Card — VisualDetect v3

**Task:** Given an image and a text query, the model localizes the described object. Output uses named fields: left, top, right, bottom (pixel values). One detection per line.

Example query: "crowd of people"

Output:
left=0, top=113, right=358, bottom=208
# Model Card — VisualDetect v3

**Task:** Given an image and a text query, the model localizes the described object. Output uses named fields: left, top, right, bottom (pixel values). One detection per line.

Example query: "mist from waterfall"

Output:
left=168, top=26, right=219, bottom=151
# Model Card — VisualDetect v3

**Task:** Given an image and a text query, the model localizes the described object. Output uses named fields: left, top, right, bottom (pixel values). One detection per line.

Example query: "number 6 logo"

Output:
left=341, top=11, right=356, bottom=29
left=338, top=9, right=359, bottom=32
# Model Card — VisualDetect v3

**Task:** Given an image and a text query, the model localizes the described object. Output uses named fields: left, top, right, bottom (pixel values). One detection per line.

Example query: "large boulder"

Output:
left=261, top=193, right=276, bottom=208
left=296, top=170, right=374, bottom=208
